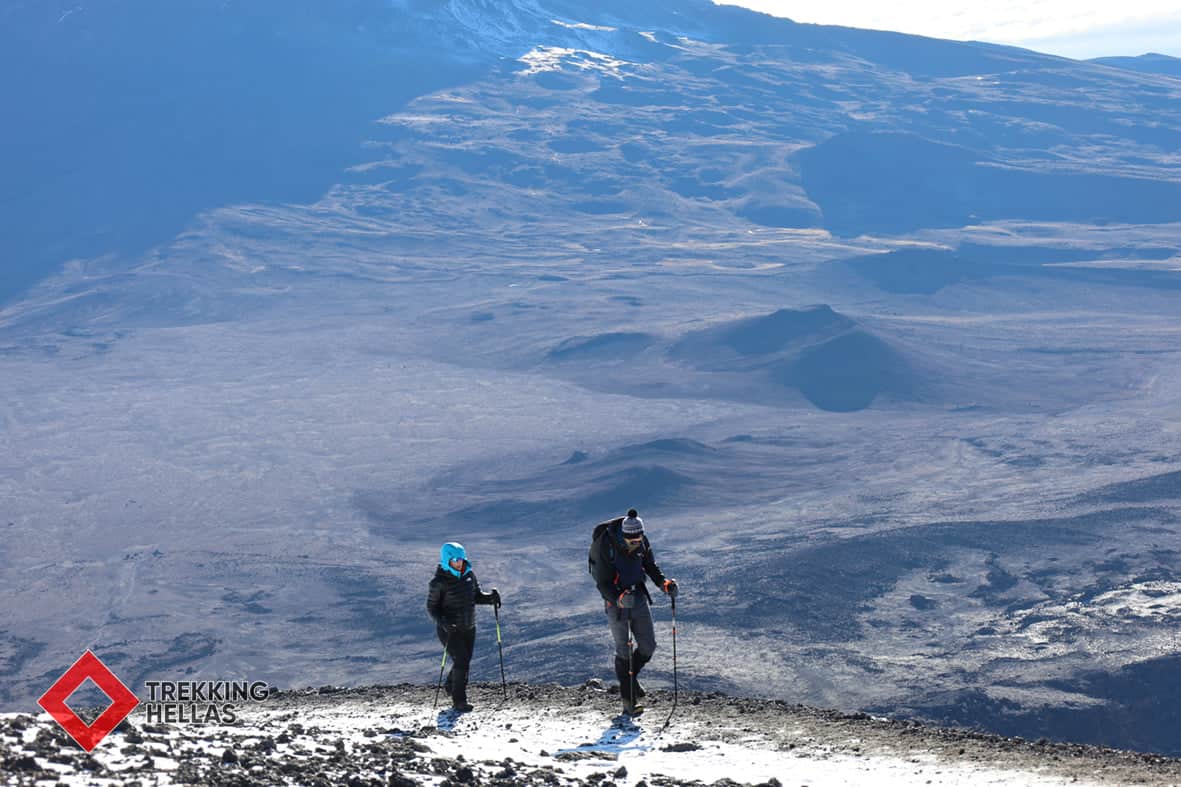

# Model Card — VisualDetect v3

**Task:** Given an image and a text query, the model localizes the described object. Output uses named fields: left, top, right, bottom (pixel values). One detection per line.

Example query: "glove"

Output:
left=490, top=588, right=502, bottom=608
left=617, top=590, right=636, bottom=609
left=663, top=578, right=679, bottom=598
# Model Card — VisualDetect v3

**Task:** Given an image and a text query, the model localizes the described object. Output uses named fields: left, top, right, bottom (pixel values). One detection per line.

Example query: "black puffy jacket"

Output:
left=426, top=565, right=497, bottom=630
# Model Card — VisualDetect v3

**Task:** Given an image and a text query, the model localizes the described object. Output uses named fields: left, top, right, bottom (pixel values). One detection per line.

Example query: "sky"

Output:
left=717, top=1, right=1181, bottom=60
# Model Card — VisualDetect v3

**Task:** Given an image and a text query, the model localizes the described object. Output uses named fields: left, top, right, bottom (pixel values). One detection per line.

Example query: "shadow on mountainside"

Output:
left=911, top=655, right=1181, bottom=758
left=668, top=305, right=933, bottom=412
left=0, top=1, right=485, bottom=305
left=799, top=132, right=1181, bottom=236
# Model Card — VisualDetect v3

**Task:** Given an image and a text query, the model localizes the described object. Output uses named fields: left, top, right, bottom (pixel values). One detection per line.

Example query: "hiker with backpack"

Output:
left=588, top=508, right=679, bottom=716
left=427, top=542, right=501, bottom=713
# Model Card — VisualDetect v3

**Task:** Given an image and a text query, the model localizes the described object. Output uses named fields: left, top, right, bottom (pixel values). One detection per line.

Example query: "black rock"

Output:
left=6, top=755, right=39, bottom=771
left=660, top=742, right=702, bottom=752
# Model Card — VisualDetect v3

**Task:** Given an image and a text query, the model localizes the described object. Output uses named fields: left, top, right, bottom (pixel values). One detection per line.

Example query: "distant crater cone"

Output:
left=670, top=305, right=929, bottom=412
left=670, top=305, right=853, bottom=361
left=580, top=465, right=693, bottom=512
left=774, top=329, right=921, bottom=412
left=547, top=332, right=655, bottom=362
left=617, top=438, right=717, bottom=457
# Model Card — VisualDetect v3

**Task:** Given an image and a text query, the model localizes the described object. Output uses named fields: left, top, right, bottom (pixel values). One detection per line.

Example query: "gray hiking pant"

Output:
left=606, top=595, right=656, bottom=662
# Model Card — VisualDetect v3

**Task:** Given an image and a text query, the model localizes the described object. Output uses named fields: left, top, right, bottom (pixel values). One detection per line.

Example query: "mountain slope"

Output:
left=5, top=0, right=1181, bottom=309
left=4, top=0, right=1181, bottom=763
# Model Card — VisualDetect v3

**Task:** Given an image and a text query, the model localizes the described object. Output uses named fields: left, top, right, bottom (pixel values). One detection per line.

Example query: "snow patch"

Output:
left=0, top=689, right=1158, bottom=786
left=551, top=19, right=617, bottom=33
left=518, top=46, right=633, bottom=78
left=444, top=0, right=547, bottom=46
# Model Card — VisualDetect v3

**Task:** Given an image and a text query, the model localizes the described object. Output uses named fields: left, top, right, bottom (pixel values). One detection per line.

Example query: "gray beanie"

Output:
left=621, top=512, right=644, bottom=537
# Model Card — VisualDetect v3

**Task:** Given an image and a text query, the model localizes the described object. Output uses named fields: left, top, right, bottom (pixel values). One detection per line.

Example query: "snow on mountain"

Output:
left=415, top=0, right=555, bottom=54
left=517, top=47, right=636, bottom=79
left=401, top=0, right=667, bottom=60
left=5, top=683, right=1181, bottom=786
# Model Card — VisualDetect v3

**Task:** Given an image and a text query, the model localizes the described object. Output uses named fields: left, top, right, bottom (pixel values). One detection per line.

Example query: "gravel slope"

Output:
left=5, top=682, right=1181, bottom=786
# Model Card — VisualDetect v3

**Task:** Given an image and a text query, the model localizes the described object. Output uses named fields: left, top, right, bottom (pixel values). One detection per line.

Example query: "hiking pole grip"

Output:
left=495, top=604, right=507, bottom=700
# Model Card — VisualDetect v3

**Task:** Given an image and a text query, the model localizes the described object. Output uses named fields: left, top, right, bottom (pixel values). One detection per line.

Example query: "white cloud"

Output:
left=715, top=0, right=1181, bottom=59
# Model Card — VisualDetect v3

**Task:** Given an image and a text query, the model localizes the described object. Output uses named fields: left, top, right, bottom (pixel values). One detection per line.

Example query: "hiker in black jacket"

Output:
left=426, top=542, right=501, bottom=712
left=593, top=509, right=678, bottom=716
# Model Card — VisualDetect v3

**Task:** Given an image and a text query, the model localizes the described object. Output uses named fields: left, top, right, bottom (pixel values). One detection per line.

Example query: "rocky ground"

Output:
left=5, top=682, right=1181, bottom=786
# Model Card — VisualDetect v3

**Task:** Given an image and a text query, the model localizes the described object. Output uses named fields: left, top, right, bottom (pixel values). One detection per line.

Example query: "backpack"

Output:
left=588, top=516, right=624, bottom=587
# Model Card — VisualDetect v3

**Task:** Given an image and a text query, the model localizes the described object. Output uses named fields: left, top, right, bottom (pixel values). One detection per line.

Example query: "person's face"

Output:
left=623, top=535, right=643, bottom=552
left=449, top=557, right=465, bottom=571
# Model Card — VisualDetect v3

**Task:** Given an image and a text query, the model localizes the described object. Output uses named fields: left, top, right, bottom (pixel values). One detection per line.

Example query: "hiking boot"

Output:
left=621, top=698, right=644, bottom=717
left=452, top=701, right=474, bottom=713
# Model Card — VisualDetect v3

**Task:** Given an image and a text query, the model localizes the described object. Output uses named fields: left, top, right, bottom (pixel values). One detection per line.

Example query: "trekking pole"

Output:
left=433, top=629, right=452, bottom=711
left=661, top=593, right=678, bottom=731
left=494, top=603, right=507, bottom=700
left=627, top=615, right=636, bottom=714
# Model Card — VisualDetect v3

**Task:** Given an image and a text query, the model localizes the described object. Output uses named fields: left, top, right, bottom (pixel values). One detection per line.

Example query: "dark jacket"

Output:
left=427, top=565, right=497, bottom=630
left=594, top=523, right=667, bottom=604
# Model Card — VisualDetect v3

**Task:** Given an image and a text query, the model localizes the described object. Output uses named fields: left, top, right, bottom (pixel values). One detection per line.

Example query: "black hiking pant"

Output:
left=437, top=624, right=476, bottom=704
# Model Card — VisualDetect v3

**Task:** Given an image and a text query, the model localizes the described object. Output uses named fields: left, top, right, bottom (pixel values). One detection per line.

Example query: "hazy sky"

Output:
left=717, top=1, right=1181, bottom=60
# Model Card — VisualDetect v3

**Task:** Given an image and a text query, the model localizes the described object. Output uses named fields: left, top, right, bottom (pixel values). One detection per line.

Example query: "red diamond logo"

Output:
left=37, top=650, right=140, bottom=752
